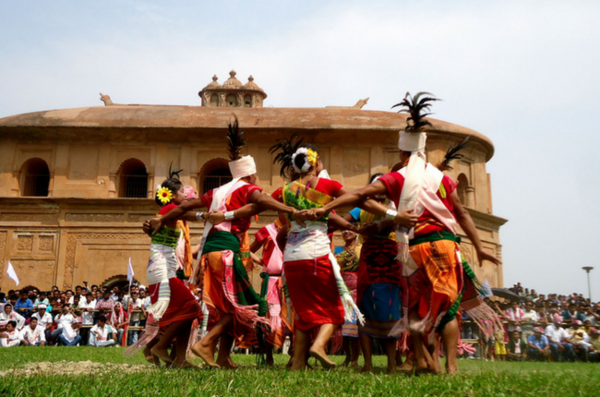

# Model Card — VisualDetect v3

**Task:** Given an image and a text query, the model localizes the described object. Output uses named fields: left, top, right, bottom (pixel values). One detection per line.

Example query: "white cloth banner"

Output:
left=6, top=261, right=19, bottom=286
left=127, top=257, right=135, bottom=284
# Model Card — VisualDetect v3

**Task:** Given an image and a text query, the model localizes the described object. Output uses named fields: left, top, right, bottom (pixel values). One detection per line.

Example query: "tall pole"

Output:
left=582, top=267, right=594, bottom=302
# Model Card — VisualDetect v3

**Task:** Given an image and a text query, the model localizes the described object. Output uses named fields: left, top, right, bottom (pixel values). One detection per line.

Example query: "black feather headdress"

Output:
left=438, top=137, right=470, bottom=171
left=227, top=116, right=246, bottom=161
left=168, top=161, right=184, bottom=180
left=392, top=92, right=440, bottom=132
left=269, top=134, right=304, bottom=179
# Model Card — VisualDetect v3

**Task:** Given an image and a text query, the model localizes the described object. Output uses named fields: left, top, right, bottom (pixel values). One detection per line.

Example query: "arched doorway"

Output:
left=198, top=158, right=232, bottom=195
left=20, top=158, right=50, bottom=196
left=100, top=274, right=139, bottom=291
left=117, top=158, right=148, bottom=198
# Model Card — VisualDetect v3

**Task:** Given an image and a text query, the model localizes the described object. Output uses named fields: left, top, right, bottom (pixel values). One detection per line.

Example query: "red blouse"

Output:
left=201, top=184, right=263, bottom=234
left=379, top=171, right=457, bottom=237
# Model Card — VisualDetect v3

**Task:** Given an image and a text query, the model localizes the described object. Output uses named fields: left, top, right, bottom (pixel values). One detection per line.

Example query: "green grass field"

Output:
left=0, top=348, right=598, bottom=396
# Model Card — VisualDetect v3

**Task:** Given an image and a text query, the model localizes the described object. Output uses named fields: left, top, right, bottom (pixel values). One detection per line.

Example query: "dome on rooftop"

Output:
left=222, top=70, right=243, bottom=88
left=203, top=74, right=221, bottom=90
left=244, top=75, right=264, bottom=92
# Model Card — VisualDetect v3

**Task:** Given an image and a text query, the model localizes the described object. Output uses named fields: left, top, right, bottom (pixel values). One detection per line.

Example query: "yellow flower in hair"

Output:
left=306, top=149, right=318, bottom=167
left=156, top=187, right=173, bottom=204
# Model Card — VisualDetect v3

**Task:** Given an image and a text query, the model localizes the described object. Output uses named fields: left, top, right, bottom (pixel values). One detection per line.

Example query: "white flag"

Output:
left=6, top=261, right=19, bottom=286
left=127, top=257, right=135, bottom=285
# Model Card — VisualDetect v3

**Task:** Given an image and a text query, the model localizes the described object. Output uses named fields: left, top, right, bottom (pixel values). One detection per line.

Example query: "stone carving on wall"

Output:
left=63, top=232, right=145, bottom=290
left=0, top=213, right=57, bottom=223
left=38, top=236, right=54, bottom=252
left=65, top=213, right=125, bottom=222
left=17, top=235, right=34, bottom=252
left=0, top=232, right=6, bottom=284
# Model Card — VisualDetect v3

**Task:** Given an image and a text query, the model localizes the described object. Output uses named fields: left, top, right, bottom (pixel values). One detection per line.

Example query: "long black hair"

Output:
left=154, top=163, right=183, bottom=206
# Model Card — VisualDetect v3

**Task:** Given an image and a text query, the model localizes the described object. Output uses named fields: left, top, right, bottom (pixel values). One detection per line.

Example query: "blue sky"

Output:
left=1, top=0, right=599, bottom=298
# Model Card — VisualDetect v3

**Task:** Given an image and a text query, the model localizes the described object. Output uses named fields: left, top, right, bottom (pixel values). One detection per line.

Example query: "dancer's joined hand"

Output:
left=311, top=208, right=327, bottom=220
left=292, top=209, right=313, bottom=227
left=149, top=218, right=163, bottom=236
left=207, top=210, right=225, bottom=225
left=395, top=209, right=419, bottom=228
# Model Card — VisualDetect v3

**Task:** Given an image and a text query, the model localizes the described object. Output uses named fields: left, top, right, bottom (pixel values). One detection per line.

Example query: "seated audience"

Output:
left=21, top=317, right=46, bottom=346
left=545, top=314, right=576, bottom=362
left=0, top=320, right=23, bottom=347
left=507, top=331, right=527, bottom=361
left=0, top=304, right=25, bottom=330
left=90, top=315, right=117, bottom=347
left=59, top=321, right=82, bottom=346
left=527, top=327, right=550, bottom=361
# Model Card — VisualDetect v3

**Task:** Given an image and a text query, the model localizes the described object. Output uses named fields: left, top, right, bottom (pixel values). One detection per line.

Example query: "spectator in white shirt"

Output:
left=21, top=317, right=46, bottom=346
left=0, top=321, right=23, bottom=347
left=31, top=305, right=53, bottom=344
left=51, top=304, right=75, bottom=345
left=59, top=321, right=82, bottom=346
left=90, top=315, right=116, bottom=347
left=522, top=301, right=539, bottom=342
left=0, top=304, right=26, bottom=330
left=545, top=314, right=576, bottom=362
left=78, top=293, right=96, bottom=345
left=127, top=291, right=145, bottom=345
left=505, top=301, right=526, bottom=333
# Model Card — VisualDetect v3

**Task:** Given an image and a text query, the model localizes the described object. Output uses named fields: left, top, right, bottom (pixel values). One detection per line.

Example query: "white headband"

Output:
left=229, top=155, right=257, bottom=179
left=398, top=131, right=427, bottom=153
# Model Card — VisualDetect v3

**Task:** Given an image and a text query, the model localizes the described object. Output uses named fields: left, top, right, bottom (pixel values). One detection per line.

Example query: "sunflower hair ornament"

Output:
left=291, top=147, right=318, bottom=173
left=156, top=186, right=173, bottom=205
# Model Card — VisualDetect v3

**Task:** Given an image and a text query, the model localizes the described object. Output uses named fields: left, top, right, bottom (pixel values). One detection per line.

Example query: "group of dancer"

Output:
left=132, top=92, right=503, bottom=374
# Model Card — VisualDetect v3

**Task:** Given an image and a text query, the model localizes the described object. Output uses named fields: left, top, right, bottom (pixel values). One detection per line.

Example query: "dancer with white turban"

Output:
left=150, top=119, right=309, bottom=369
left=313, top=92, right=502, bottom=374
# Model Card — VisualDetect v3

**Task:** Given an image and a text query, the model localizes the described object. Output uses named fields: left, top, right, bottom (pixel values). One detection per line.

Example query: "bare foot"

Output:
left=386, top=366, right=396, bottom=374
left=191, top=341, right=221, bottom=369
left=285, top=356, right=294, bottom=369
left=309, top=347, right=337, bottom=369
left=216, top=356, right=238, bottom=369
left=350, top=361, right=359, bottom=367
left=151, top=346, right=174, bottom=364
left=173, top=360, right=199, bottom=369
left=360, top=365, right=373, bottom=373
left=397, top=360, right=415, bottom=373
left=445, top=363, right=459, bottom=375
left=266, top=357, right=274, bottom=367
left=342, top=357, right=351, bottom=367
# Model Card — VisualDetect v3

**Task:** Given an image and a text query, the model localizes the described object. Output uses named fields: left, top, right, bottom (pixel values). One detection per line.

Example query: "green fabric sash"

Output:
left=435, top=254, right=482, bottom=333
left=409, top=230, right=460, bottom=247
left=282, top=181, right=333, bottom=222
left=202, top=231, right=267, bottom=317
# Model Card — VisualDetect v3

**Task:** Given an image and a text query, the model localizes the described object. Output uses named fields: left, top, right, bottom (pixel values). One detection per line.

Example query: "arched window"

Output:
left=226, top=94, right=239, bottom=107
left=20, top=158, right=50, bottom=197
left=457, top=173, right=469, bottom=206
left=117, top=159, right=148, bottom=198
left=203, top=168, right=232, bottom=193
left=198, top=158, right=232, bottom=195
left=210, top=93, right=219, bottom=107
left=243, top=94, right=252, bottom=108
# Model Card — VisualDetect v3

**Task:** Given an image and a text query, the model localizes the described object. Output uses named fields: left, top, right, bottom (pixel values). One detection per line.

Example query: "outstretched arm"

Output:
left=207, top=203, right=262, bottom=225
left=314, top=181, right=417, bottom=228
left=451, top=190, right=502, bottom=267
left=148, top=199, right=207, bottom=235
left=327, top=213, right=360, bottom=233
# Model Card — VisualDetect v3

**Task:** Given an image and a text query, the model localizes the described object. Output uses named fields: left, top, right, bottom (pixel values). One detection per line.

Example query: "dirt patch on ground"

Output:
left=0, top=360, right=152, bottom=377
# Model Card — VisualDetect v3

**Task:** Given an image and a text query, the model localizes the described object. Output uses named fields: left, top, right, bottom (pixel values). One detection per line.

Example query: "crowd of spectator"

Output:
left=461, top=282, right=600, bottom=362
left=0, top=282, right=150, bottom=348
